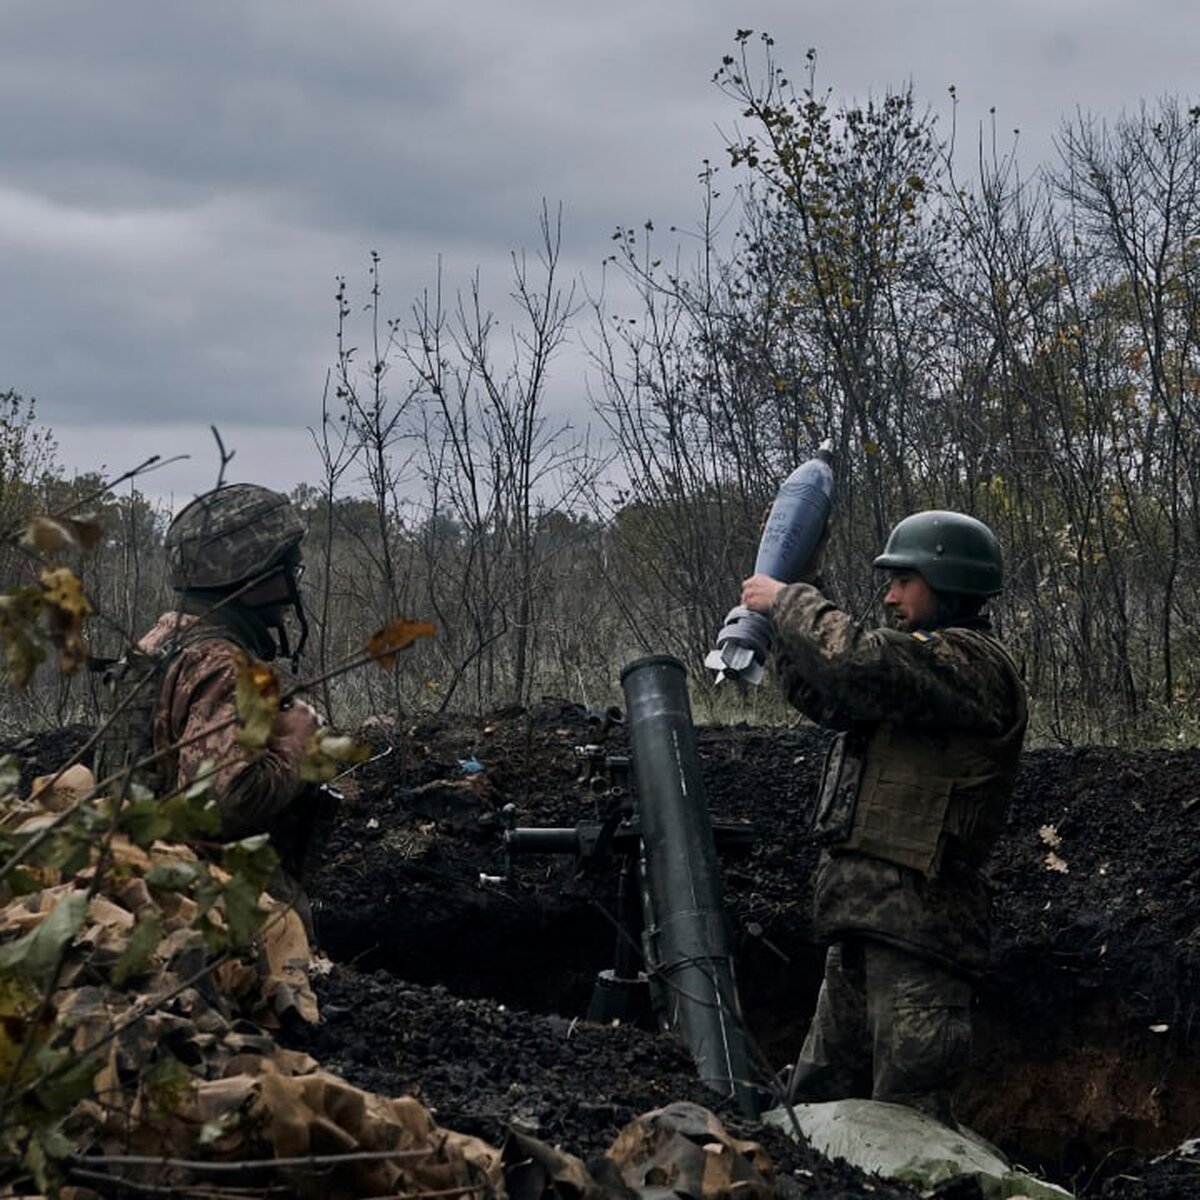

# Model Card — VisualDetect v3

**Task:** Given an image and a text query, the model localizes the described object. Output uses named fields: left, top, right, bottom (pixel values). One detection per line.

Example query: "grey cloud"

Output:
left=2, top=0, right=1199, bottom=502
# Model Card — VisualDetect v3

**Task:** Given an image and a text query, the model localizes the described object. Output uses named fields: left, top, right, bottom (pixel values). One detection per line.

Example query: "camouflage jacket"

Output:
left=139, top=612, right=311, bottom=841
left=770, top=582, right=1027, bottom=972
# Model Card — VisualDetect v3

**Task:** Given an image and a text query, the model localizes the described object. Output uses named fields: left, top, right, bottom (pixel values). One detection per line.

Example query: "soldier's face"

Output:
left=239, top=562, right=296, bottom=616
left=883, top=570, right=937, bottom=631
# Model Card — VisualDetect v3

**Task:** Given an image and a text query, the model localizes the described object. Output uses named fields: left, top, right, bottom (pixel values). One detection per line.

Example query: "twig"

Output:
left=49, top=455, right=187, bottom=522
left=372, top=1187, right=491, bottom=1200
left=67, top=1169, right=289, bottom=1198
left=69, top=1146, right=434, bottom=1173
left=211, top=425, right=235, bottom=489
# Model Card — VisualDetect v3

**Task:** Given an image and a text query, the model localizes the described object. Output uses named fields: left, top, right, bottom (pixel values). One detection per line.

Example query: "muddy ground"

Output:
left=10, top=696, right=1200, bottom=1198
left=290, top=694, right=1200, bottom=1199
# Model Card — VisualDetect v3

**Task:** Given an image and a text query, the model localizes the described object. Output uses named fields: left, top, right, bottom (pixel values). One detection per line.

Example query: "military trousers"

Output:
left=785, top=937, right=972, bottom=1122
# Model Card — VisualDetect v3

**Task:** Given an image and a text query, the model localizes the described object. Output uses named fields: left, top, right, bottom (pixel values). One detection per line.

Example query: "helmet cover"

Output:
left=165, top=483, right=305, bottom=590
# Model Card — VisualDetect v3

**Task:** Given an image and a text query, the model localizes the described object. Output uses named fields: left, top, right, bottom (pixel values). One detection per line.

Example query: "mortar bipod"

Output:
left=504, top=744, right=753, bottom=1036
left=502, top=757, right=756, bottom=1041
left=502, top=751, right=653, bottom=1030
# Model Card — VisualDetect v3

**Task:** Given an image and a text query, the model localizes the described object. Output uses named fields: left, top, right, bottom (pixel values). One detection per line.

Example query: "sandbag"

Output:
left=763, top=1098, right=1072, bottom=1199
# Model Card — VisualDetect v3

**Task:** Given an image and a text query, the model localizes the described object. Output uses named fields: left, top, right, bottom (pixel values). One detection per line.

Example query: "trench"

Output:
left=304, top=712, right=1200, bottom=1197
left=313, top=875, right=1200, bottom=1196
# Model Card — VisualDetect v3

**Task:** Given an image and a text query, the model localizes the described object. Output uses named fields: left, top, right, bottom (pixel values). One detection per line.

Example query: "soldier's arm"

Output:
left=166, top=645, right=311, bottom=840
left=771, top=582, right=1015, bottom=733
left=773, top=645, right=860, bottom=730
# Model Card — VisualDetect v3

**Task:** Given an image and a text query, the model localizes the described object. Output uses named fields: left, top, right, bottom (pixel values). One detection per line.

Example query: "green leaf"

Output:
left=110, top=908, right=164, bottom=985
left=234, top=652, right=280, bottom=749
left=118, top=796, right=174, bottom=848
left=6, top=866, right=44, bottom=898
left=0, top=974, right=46, bottom=1085
left=25, top=1133, right=53, bottom=1193
left=56, top=830, right=94, bottom=878
left=160, top=788, right=221, bottom=841
left=33, top=1043, right=101, bottom=1113
left=143, top=1053, right=192, bottom=1118
left=221, top=875, right=267, bottom=950
left=24, top=1124, right=75, bottom=1193
left=0, top=890, right=87, bottom=980
left=0, top=753, right=21, bottom=799
left=0, top=584, right=47, bottom=688
left=221, top=834, right=278, bottom=895
left=299, top=731, right=370, bottom=783
left=145, top=860, right=203, bottom=894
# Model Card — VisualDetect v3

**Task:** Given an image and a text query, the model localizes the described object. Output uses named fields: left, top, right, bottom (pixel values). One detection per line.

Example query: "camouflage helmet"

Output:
left=873, top=510, right=1003, bottom=597
left=165, top=484, right=305, bottom=590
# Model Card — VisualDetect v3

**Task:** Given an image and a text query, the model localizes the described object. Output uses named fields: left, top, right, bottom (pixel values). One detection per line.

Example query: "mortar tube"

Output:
left=619, top=654, right=760, bottom=1117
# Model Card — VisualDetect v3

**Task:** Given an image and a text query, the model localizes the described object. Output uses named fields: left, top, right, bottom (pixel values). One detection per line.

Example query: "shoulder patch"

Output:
left=909, top=629, right=939, bottom=643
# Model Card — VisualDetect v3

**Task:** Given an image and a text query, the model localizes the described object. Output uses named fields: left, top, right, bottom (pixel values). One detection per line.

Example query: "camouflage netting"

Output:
left=0, top=767, right=778, bottom=1200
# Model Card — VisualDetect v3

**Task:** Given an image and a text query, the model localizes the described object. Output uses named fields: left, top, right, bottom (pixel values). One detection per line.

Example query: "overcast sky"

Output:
left=4, top=1, right=1197, bottom=510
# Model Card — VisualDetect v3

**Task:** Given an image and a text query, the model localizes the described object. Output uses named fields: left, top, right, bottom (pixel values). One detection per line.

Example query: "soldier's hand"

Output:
left=273, top=700, right=321, bottom=758
left=741, top=572, right=786, bottom=613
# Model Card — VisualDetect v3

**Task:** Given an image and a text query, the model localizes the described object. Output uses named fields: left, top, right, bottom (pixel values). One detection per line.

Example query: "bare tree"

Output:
left=403, top=204, right=595, bottom=709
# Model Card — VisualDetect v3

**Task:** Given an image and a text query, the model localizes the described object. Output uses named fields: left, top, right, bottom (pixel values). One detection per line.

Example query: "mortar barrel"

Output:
left=619, top=653, right=759, bottom=1117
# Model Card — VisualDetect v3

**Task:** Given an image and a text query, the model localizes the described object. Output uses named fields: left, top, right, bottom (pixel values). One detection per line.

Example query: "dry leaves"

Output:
left=22, top=515, right=104, bottom=555
left=1038, top=824, right=1069, bottom=873
left=365, top=617, right=436, bottom=669
left=1038, top=824, right=1062, bottom=849
left=1044, top=851, right=1070, bottom=874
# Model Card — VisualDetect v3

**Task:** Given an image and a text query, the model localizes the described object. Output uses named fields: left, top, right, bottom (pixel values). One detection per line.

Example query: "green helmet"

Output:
left=873, top=510, right=1002, bottom=597
left=165, top=483, right=305, bottom=591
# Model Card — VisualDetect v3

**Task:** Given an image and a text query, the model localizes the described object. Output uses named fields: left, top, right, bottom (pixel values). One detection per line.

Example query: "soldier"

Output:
left=96, top=483, right=324, bottom=921
left=740, top=510, right=1027, bottom=1122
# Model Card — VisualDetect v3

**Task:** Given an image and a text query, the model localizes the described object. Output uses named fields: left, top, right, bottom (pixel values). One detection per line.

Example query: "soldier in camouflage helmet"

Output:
left=741, top=510, right=1027, bottom=1121
left=116, top=483, right=324, bottom=919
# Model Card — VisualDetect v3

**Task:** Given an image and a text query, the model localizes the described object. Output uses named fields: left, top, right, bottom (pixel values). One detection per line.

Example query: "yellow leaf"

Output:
left=365, top=617, right=436, bottom=669
left=861, top=438, right=880, bottom=456
left=39, top=567, right=92, bottom=675
left=233, top=652, right=280, bottom=749
left=22, top=515, right=104, bottom=555
left=40, top=567, right=91, bottom=617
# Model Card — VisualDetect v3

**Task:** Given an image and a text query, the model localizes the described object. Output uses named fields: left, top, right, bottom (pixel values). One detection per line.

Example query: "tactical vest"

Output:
left=811, top=627, right=1027, bottom=877
left=92, top=607, right=266, bottom=801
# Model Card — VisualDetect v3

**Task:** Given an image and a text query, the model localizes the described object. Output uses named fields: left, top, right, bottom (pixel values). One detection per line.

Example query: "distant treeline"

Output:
left=4, top=38, right=1200, bottom=747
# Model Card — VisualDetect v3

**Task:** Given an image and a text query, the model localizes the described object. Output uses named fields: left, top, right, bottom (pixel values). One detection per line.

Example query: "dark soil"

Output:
left=10, top=701, right=1200, bottom=1199
left=293, top=699, right=1200, bottom=1198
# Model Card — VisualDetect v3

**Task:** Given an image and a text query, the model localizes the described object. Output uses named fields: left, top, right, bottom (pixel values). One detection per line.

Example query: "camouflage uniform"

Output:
left=772, top=580, right=1027, bottom=1119
left=100, top=484, right=324, bottom=925
left=138, top=611, right=314, bottom=842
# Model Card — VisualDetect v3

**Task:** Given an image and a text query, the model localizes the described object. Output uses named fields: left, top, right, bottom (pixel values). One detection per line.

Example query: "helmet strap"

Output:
left=281, top=564, right=309, bottom=672
left=179, top=556, right=308, bottom=670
